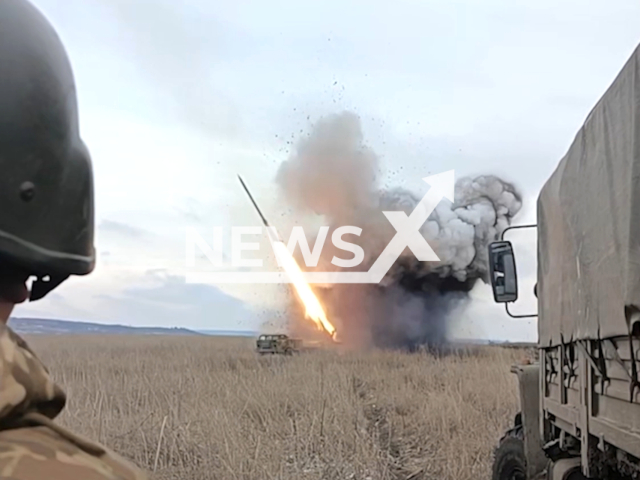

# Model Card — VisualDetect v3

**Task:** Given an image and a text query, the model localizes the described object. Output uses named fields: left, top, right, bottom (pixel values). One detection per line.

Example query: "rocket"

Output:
left=237, top=175, right=281, bottom=243
left=238, top=175, right=270, bottom=227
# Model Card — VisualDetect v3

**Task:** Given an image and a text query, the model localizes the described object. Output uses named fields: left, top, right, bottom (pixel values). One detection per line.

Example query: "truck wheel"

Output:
left=492, top=426, right=526, bottom=480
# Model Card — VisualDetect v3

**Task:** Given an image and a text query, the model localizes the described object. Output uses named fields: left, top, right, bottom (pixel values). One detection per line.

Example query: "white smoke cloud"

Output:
left=275, top=111, right=523, bottom=349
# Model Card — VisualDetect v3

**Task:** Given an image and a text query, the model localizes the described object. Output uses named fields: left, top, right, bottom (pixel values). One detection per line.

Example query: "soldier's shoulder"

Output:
left=0, top=424, right=148, bottom=480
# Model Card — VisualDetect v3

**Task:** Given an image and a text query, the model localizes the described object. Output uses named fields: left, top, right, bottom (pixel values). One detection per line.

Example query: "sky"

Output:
left=13, top=0, right=640, bottom=342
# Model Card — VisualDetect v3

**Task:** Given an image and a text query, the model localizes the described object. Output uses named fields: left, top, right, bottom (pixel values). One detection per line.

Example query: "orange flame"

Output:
left=272, top=241, right=336, bottom=339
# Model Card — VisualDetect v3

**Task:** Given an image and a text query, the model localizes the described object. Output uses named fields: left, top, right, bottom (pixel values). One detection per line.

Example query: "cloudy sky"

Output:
left=14, top=0, right=640, bottom=341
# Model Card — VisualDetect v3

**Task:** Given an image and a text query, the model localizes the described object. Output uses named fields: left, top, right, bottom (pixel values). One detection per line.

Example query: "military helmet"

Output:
left=0, top=0, right=95, bottom=300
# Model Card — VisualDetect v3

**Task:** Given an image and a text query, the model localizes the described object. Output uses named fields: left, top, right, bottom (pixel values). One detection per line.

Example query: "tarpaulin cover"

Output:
left=538, top=44, right=640, bottom=346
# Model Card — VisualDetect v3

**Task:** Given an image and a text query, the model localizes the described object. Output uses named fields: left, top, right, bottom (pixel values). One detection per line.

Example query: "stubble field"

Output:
left=28, top=335, right=531, bottom=480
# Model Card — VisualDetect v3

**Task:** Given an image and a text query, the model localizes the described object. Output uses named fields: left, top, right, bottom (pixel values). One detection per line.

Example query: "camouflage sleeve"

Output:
left=0, top=324, right=149, bottom=479
left=0, top=424, right=148, bottom=480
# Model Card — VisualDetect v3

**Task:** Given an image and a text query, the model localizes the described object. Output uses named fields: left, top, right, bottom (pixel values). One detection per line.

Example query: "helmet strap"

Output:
left=30, top=274, right=69, bottom=301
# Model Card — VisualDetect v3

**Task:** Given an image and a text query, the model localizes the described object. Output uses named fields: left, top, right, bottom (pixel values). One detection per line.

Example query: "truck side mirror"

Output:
left=488, top=240, right=518, bottom=303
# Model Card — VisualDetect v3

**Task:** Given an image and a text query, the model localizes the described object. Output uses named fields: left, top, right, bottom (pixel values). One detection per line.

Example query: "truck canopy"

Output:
left=538, top=44, right=640, bottom=346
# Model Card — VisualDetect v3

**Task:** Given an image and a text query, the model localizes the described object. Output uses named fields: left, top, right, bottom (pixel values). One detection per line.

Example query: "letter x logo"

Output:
left=367, top=170, right=455, bottom=283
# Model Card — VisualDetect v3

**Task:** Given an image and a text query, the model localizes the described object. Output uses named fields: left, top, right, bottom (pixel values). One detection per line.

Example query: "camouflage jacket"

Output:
left=0, top=323, right=149, bottom=479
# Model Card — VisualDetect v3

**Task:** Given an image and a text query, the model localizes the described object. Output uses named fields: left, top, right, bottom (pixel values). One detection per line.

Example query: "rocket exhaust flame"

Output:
left=237, top=175, right=337, bottom=340
left=271, top=241, right=336, bottom=339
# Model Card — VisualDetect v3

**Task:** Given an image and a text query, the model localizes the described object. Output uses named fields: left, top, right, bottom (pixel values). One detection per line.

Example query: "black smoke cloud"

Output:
left=276, top=111, right=522, bottom=350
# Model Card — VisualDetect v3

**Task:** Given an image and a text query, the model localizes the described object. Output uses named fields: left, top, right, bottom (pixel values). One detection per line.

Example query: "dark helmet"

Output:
left=0, top=0, right=95, bottom=300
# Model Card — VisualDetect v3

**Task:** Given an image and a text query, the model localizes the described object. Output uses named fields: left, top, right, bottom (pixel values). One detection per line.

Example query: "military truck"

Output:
left=489, top=44, right=640, bottom=480
left=255, top=334, right=301, bottom=355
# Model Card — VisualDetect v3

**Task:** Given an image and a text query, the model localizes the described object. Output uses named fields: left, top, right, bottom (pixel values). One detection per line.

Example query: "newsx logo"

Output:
left=187, top=225, right=368, bottom=269
left=184, top=170, right=454, bottom=285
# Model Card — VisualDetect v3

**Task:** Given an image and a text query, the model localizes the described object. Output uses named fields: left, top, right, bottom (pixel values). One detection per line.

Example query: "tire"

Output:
left=492, top=426, right=527, bottom=480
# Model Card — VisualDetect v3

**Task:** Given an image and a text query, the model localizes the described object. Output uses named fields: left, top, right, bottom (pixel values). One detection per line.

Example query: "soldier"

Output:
left=0, top=0, right=149, bottom=478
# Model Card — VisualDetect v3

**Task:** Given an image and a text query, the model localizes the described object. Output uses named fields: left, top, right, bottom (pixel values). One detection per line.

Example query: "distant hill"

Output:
left=197, top=329, right=257, bottom=337
left=6, top=318, right=535, bottom=345
left=8, top=317, right=203, bottom=336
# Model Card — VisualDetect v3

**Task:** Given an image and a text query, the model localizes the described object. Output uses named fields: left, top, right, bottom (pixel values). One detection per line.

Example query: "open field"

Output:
left=28, top=335, right=534, bottom=480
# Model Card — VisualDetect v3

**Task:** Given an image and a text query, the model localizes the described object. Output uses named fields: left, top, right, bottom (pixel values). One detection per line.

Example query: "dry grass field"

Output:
left=27, top=335, right=533, bottom=480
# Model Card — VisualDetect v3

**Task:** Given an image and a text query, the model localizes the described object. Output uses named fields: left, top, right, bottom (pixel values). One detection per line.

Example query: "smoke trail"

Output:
left=276, top=111, right=523, bottom=349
